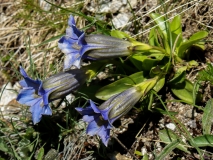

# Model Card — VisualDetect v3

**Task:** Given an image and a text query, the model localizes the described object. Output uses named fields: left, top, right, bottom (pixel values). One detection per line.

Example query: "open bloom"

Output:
left=76, top=100, right=112, bottom=146
left=75, top=86, right=144, bottom=146
left=75, top=75, right=160, bottom=146
left=17, top=67, right=87, bottom=124
left=58, top=15, right=132, bottom=69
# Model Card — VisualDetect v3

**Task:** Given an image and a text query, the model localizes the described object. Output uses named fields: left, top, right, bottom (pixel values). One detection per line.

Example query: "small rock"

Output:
left=0, top=82, right=17, bottom=107
left=185, top=109, right=197, bottom=118
left=39, top=0, right=53, bottom=11
left=165, top=123, right=176, bottom=130
left=187, top=120, right=197, bottom=128
left=141, top=147, right=147, bottom=155
left=112, top=12, right=132, bottom=28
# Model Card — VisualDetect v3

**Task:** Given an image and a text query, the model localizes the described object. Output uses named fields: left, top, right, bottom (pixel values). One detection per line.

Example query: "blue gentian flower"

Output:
left=76, top=100, right=112, bottom=146
left=17, top=66, right=87, bottom=124
left=58, top=15, right=132, bottom=69
left=75, top=86, right=144, bottom=146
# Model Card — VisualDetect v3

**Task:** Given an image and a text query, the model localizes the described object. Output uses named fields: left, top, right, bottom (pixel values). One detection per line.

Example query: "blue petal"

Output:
left=83, top=115, right=95, bottom=123
left=66, top=27, right=77, bottom=40
left=63, top=52, right=81, bottom=69
left=68, top=15, right=76, bottom=26
left=98, top=125, right=111, bottom=146
left=42, top=105, right=52, bottom=115
left=89, top=100, right=100, bottom=114
left=77, top=33, right=86, bottom=46
left=17, top=88, right=39, bottom=106
left=72, top=56, right=82, bottom=69
left=68, top=15, right=84, bottom=38
left=58, top=37, right=78, bottom=54
left=39, top=87, right=52, bottom=105
left=29, top=98, right=43, bottom=124
left=86, top=115, right=101, bottom=136
left=100, top=108, right=110, bottom=121
left=75, top=107, right=94, bottom=115
left=20, top=66, right=28, bottom=77
left=19, top=66, right=42, bottom=90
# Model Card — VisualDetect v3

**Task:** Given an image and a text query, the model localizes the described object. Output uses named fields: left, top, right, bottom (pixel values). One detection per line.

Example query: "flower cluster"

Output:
left=17, top=15, right=160, bottom=146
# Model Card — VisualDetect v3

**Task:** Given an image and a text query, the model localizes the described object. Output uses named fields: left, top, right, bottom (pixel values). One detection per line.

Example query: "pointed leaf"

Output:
left=169, top=66, right=187, bottom=84
left=178, top=31, right=208, bottom=58
left=170, top=15, right=182, bottom=48
left=150, top=13, right=168, bottom=40
left=156, top=140, right=180, bottom=160
left=37, top=147, right=44, bottom=160
left=202, top=99, right=213, bottom=134
left=96, top=72, right=145, bottom=100
left=130, top=52, right=165, bottom=71
left=159, top=129, right=190, bottom=153
left=193, top=135, right=213, bottom=147
left=171, top=79, right=194, bottom=104
left=110, top=30, right=131, bottom=39
left=149, top=28, right=161, bottom=47
left=150, top=13, right=170, bottom=52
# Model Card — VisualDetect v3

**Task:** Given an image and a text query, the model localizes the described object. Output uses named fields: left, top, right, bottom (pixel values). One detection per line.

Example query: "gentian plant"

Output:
left=15, top=11, right=209, bottom=159
left=17, top=66, right=87, bottom=124
left=76, top=75, right=159, bottom=146
left=58, top=15, right=164, bottom=70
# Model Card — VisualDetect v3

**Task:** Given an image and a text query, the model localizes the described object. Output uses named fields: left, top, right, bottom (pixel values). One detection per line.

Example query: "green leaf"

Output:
left=170, top=15, right=182, bottom=48
left=110, top=30, right=131, bottom=39
left=202, top=99, right=213, bottom=134
left=18, top=139, right=31, bottom=158
left=142, top=154, right=149, bottom=160
left=197, top=63, right=213, bottom=84
left=150, top=13, right=170, bottom=53
left=178, top=31, right=208, bottom=58
left=153, top=76, right=165, bottom=92
left=134, top=150, right=143, bottom=156
left=96, top=72, right=145, bottom=100
left=169, top=66, right=187, bottom=84
left=156, top=140, right=180, bottom=160
left=0, top=138, right=12, bottom=154
left=159, top=129, right=190, bottom=153
left=150, top=13, right=168, bottom=40
left=130, top=52, right=165, bottom=71
left=193, top=135, right=213, bottom=147
left=171, top=79, right=194, bottom=104
left=149, top=28, right=161, bottom=47
left=37, top=147, right=44, bottom=160
left=151, top=107, right=177, bottom=116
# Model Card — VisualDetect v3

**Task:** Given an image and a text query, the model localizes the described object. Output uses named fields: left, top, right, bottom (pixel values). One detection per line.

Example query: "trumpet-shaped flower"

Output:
left=76, top=100, right=112, bottom=146
left=17, top=67, right=87, bottom=124
left=75, top=86, right=144, bottom=146
left=58, top=15, right=132, bottom=69
left=75, top=75, right=160, bottom=146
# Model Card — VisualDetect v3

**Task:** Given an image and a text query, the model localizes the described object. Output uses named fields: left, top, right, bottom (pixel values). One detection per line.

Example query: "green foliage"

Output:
left=156, top=140, right=180, bottom=160
left=197, top=63, right=213, bottom=84
left=202, top=99, right=213, bottom=134
left=192, top=135, right=213, bottom=147
left=159, top=129, right=189, bottom=153
left=96, top=72, right=146, bottom=100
